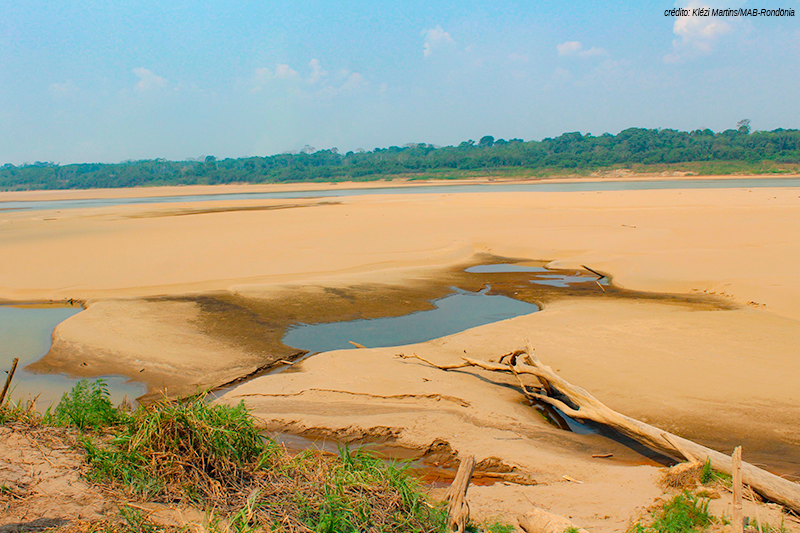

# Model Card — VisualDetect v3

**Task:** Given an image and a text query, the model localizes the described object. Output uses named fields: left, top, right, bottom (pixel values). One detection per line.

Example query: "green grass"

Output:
left=699, top=458, right=731, bottom=486
left=482, top=521, right=518, bottom=533
left=751, top=520, right=789, bottom=533
left=44, top=380, right=448, bottom=532
left=629, top=492, right=714, bottom=533
left=81, top=394, right=267, bottom=502
left=48, top=379, right=121, bottom=430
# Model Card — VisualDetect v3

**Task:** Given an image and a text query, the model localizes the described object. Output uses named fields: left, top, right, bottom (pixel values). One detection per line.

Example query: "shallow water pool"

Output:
left=0, top=305, right=146, bottom=409
left=282, top=287, right=538, bottom=353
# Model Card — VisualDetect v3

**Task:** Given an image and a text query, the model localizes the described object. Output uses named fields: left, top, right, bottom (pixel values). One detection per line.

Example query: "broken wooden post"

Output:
left=445, top=455, right=476, bottom=533
left=0, top=357, right=20, bottom=406
left=732, top=446, right=743, bottom=533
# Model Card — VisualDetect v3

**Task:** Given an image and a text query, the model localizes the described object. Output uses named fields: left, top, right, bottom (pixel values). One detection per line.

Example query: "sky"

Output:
left=1, top=0, right=799, bottom=164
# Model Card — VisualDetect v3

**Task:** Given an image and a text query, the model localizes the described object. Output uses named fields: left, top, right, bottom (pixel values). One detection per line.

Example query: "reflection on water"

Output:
left=0, top=305, right=146, bottom=409
left=282, top=287, right=538, bottom=353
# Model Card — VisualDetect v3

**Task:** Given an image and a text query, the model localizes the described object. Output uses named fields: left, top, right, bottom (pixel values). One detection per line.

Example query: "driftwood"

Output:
left=518, top=508, right=588, bottom=533
left=1, top=357, right=19, bottom=406
left=398, top=344, right=800, bottom=514
left=445, top=455, right=475, bottom=533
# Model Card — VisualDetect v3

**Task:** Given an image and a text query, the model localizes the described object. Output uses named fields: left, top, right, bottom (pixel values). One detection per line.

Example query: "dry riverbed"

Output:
left=2, top=180, right=800, bottom=529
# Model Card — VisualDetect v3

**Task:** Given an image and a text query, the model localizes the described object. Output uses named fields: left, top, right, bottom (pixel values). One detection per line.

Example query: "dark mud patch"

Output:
left=144, top=253, right=733, bottom=398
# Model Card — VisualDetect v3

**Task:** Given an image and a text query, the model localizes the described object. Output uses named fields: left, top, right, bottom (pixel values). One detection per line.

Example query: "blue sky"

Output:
left=1, top=0, right=798, bottom=164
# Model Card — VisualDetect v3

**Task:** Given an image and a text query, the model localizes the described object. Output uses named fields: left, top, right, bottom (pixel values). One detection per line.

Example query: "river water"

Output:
left=2, top=176, right=799, bottom=212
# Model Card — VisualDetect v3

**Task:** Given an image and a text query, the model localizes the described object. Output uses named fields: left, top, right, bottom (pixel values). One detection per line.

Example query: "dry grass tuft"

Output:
left=660, top=460, right=703, bottom=490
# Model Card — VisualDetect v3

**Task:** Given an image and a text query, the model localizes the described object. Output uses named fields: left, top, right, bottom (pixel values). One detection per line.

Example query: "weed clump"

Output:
left=71, top=385, right=446, bottom=532
left=0, top=397, right=43, bottom=425
left=630, top=491, right=713, bottom=533
left=660, top=461, right=703, bottom=490
left=82, top=395, right=265, bottom=503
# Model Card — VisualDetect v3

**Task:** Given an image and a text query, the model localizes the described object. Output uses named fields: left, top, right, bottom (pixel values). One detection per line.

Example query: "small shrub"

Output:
left=51, top=379, right=120, bottom=430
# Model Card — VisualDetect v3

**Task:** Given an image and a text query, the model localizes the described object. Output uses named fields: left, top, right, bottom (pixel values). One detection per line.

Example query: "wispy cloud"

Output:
left=274, top=64, right=299, bottom=80
left=49, top=80, right=78, bottom=97
left=132, top=67, right=167, bottom=91
left=307, top=59, right=327, bottom=84
left=250, top=62, right=367, bottom=96
left=249, top=64, right=301, bottom=92
left=557, top=41, right=607, bottom=58
left=422, top=26, right=454, bottom=57
left=339, top=71, right=367, bottom=92
left=664, top=3, right=732, bottom=63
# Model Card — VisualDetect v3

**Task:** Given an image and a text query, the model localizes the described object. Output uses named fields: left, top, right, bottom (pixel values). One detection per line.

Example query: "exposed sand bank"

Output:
left=1, top=187, right=799, bottom=319
left=3, top=184, right=800, bottom=528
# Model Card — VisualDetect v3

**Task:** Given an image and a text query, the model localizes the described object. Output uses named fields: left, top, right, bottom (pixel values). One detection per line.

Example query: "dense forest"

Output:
left=2, top=126, right=800, bottom=191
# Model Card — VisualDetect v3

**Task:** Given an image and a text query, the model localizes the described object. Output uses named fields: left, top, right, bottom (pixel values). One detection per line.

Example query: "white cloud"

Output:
left=249, top=64, right=301, bottom=92
left=664, top=3, right=732, bottom=62
left=422, top=26, right=454, bottom=57
left=274, top=64, right=299, bottom=80
left=132, top=67, right=167, bottom=91
left=557, top=41, right=607, bottom=58
left=307, top=59, right=327, bottom=84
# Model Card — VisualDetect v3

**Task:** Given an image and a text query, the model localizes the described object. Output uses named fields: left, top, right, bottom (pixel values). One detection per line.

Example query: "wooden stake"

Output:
left=733, top=446, right=744, bottom=533
left=445, top=455, right=476, bottom=533
left=0, top=357, right=20, bottom=406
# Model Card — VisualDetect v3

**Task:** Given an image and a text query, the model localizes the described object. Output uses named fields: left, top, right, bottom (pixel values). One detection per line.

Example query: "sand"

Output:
left=2, top=180, right=800, bottom=529
left=2, top=187, right=800, bottom=318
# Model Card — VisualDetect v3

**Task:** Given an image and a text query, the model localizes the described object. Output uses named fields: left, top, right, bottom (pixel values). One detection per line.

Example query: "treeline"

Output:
left=3, top=127, right=800, bottom=191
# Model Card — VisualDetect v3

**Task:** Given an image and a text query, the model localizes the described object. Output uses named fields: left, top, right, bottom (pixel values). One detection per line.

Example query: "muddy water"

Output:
left=0, top=304, right=146, bottom=409
left=282, top=287, right=538, bottom=353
